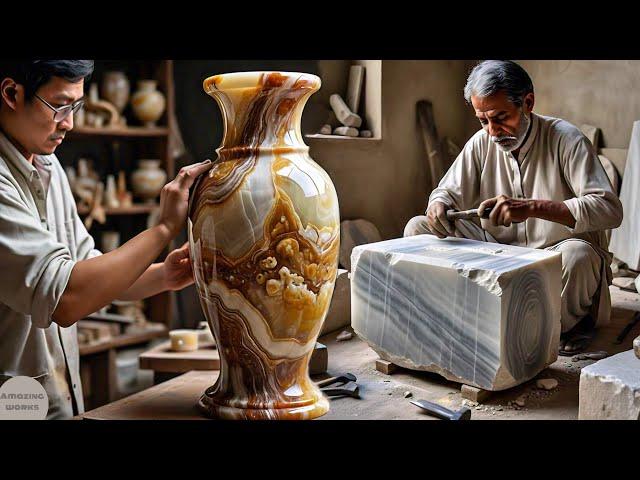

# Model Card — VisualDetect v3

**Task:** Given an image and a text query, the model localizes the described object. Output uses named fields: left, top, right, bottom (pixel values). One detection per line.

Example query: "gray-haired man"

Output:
left=404, top=60, right=623, bottom=355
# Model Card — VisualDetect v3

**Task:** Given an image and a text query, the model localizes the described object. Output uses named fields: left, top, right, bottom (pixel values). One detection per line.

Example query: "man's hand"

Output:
left=478, top=195, right=534, bottom=227
left=163, top=242, right=194, bottom=291
left=425, top=201, right=455, bottom=238
left=158, top=159, right=213, bottom=238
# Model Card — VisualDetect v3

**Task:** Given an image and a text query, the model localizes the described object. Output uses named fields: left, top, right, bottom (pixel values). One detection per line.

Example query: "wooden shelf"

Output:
left=305, top=133, right=381, bottom=142
left=77, top=204, right=158, bottom=216
left=79, top=322, right=167, bottom=356
left=68, top=125, right=169, bottom=138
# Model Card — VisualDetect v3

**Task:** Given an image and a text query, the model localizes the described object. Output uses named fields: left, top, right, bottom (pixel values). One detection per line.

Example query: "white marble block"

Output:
left=351, top=235, right=562, bottom=391
left=579, top=350, right=640, bottom=420
left=610, top=121, right=640, bottom=270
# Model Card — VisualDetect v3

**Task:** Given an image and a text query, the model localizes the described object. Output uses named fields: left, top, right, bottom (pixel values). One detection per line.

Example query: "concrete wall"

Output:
left=513, top=61, right=640, bottom=149
left=308, top=60, right=472, bottom=239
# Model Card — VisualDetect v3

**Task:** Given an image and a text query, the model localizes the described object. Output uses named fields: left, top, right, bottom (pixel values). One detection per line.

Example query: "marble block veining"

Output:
left=351, top=235, right=562, bottom=391
left=610, top=120, right=640, bottom=270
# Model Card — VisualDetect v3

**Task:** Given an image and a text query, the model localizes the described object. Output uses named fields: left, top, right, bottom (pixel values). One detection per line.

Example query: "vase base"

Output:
left=197, top=392, right=330, bottom=420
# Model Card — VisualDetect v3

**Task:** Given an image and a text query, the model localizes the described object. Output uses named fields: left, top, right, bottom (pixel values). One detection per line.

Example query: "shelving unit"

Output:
left=58, top=60, right=177, bottom=329
left=68, top=126, right=170, bottom=138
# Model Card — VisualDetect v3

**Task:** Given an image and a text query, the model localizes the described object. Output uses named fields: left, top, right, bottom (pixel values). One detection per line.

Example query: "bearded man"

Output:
left=404, top=60, right=623, bottom=355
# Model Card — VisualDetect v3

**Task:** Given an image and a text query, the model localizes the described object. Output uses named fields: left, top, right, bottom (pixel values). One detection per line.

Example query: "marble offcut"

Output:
left=350, top=235, right=562, bottom=391
left=610, top=121, right=640, bottom=270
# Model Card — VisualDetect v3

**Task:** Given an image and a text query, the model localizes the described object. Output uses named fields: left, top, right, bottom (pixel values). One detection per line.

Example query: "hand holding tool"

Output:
left=446, top=206, right=493, bottom=222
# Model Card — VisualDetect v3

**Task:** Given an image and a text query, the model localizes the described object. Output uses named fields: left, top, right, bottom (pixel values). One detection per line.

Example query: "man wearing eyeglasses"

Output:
left=0, top=60, right=212, bottom=419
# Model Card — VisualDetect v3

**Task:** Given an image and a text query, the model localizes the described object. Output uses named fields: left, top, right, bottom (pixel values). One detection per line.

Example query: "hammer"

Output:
left=321, top=381, right=360, bottom=399
left=410, top=399, right=471, bottom=421
left=315, top=373, right=357, bottom=388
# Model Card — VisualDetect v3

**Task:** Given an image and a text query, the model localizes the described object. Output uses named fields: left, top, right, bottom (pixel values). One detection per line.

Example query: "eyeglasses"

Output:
left=35, top=94, right=85, bottom=123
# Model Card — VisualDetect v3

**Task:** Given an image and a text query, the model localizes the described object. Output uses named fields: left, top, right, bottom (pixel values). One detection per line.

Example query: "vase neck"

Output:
left=204, top=72, right=320, bottom=152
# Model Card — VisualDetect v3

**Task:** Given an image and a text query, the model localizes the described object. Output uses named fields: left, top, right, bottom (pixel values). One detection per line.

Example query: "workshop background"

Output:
left=58, top=60, right=640, bottom=419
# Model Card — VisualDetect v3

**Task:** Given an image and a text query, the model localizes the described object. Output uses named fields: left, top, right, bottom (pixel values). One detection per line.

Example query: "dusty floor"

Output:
left=315, top=285, right=640, bottom=420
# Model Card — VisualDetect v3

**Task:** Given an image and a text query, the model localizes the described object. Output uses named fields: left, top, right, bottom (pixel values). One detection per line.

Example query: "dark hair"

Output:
left=0, top=60, right=94, bottom=100
left=464, top=60, right=534, bottom=107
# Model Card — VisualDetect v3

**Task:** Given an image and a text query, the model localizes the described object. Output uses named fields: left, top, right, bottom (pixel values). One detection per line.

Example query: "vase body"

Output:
left=131, top=80, right=166, bottom=127
left=131, top=159, right=167, bottom=203
left=101, top=71, right=130, bottom=114
left=188, top=71, right=339, bottom=420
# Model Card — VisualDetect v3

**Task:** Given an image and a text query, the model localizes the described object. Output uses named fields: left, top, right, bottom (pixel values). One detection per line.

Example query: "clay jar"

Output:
left=188, top=72, right=340, bottom=420
left=131, top=159, right=167, bottom=203
left=131, top=80, right=166, bottom=127
left=101, top=71, right=130, bottom=115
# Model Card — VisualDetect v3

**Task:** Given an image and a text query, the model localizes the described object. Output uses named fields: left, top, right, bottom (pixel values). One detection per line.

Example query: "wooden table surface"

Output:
left=80, top=370, right=219, bottom=420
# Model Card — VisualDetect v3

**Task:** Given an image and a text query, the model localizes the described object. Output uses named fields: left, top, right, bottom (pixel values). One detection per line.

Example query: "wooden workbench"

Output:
left=80, top=371, right=214, bottom=420
left=138, top=341, right=327, bottom=385
left=80, top=323, right=167, bottom=410
left=77, top=370, right=353, bottom=420
left=139, top=340, right=220, bottom=385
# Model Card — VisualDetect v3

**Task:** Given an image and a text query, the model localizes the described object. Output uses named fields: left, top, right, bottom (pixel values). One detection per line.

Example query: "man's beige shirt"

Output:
left=0, top=130, right=101, bottom=419
left=428, top=113, right=623, bottom=326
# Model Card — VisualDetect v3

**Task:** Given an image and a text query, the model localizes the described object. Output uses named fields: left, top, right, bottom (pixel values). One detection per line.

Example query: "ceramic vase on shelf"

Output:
left=101, top=71, right=130, bottom=115
left=188, top=71, right=340, bottom=420
left=131, top=80, right=166, bottom=127
left=131, top=159, right=167, bottom=203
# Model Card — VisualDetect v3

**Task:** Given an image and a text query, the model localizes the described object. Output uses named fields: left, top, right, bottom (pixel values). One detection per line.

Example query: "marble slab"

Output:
left=350, top=235, right=562, bottom=391
left=610, top=121, right=640, bottom=270
left=579, top=350, right=640, bottom=420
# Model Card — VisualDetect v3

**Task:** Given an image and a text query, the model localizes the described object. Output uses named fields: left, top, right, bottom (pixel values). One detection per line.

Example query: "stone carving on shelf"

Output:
left=104, top=174, right=119, bottom=208
left=188, top=71, right=339, bottom=420
left=101, top=71, right=130, bottom=117
left=84, top=83, right=122, bottom=128
left=131, top=80, right=166, bottom=128
left=117, top=170, right=133, bottom=208
left=131, top=159, right=167, bottom=203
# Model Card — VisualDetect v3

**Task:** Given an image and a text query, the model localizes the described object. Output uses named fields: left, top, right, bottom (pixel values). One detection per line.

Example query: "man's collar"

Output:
left=515, top=112, right=539, bottom=161
left=0, top=130, right=52, bottom=184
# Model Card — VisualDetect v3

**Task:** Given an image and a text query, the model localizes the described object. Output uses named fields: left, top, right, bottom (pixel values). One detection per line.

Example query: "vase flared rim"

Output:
left=203, top=71, right=320, bottom=94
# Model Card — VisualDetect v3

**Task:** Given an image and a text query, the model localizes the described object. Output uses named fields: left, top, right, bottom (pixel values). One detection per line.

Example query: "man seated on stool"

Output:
left=0, top=60, right=212, bottom=419
left=404, top=60, right=623, bottom=356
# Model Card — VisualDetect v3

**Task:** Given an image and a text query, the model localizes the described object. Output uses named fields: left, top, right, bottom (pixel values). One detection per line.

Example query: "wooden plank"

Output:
left=416, top=100, right=446, bottom=191
left=460, top=384, right=491, bottom=403
left=139, top=341, right=326, bottom=375
left=68, top=126, right=169, bottom=137
left=77, top=204, right=157, bottom=216
left=375, top=358, right=398, bottom=375
left=79, top=323, right=166, bottom=356
left=81, top=370, right=215, bottom=420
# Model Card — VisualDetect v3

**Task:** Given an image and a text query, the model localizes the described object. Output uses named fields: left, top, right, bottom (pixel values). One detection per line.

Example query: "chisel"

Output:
left=446, top=206, right=494, bottom=221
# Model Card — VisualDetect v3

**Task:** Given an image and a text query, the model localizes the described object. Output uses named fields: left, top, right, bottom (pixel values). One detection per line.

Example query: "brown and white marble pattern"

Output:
left=188, top=72, right=340, bottom=419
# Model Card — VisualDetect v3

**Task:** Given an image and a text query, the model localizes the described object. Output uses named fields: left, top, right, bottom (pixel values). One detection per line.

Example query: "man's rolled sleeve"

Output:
left=0, top=189, right=76, bottom=328
left=561, top=136, right=623, bottom=235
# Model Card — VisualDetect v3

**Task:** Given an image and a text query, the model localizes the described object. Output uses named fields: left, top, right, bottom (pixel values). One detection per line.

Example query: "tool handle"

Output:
left=446, top=206, right=493, bottom=221
left=412, top=399, right=457, bottom=420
